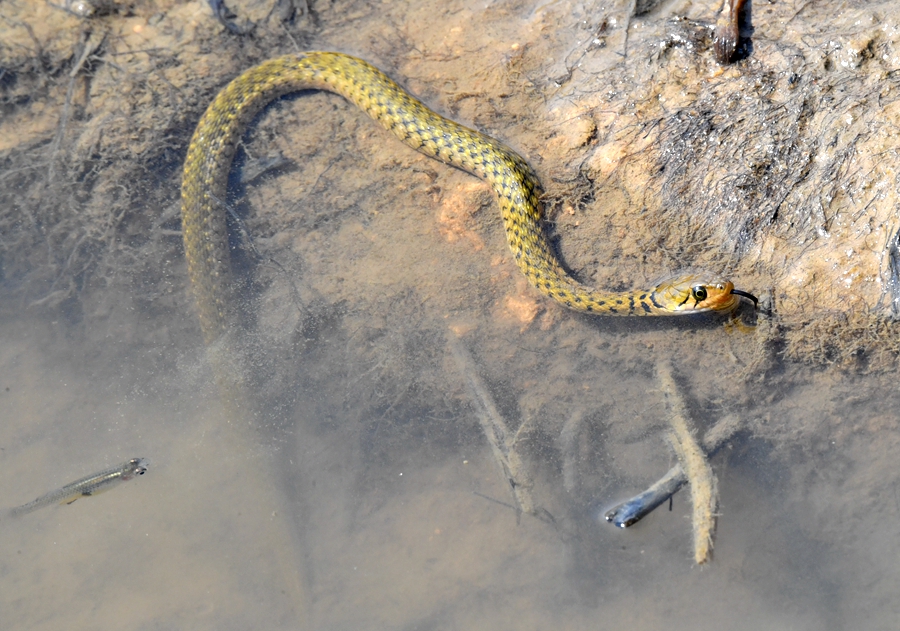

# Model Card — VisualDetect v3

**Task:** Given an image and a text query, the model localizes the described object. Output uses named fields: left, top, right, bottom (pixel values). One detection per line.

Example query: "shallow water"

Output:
left=5, top=305, right=900, bottom=630
left=3, top=0, right=900, bottom=629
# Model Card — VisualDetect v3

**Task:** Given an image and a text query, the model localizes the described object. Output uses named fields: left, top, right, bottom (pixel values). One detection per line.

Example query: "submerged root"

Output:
left=447, top=330, right=535, bottom=517
left=603, top=412, right=741, bottom=529
left=657, top=360, right=719, bottom=565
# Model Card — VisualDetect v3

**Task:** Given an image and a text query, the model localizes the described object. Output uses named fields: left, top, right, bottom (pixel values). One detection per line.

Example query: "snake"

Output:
left=181, top=51, right=756, bottom=346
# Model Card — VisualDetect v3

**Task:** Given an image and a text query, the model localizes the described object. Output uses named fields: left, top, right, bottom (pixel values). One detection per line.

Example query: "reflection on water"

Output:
left=3, top=0, right=900, bottom=630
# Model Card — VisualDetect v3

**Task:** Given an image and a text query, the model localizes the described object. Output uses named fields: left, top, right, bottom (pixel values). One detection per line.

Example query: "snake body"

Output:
left=182, top=52, right=750, bottom=345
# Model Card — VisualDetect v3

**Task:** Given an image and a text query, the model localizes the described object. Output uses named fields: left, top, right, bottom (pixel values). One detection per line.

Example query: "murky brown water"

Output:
left=3, top=0, right=900, bottom=629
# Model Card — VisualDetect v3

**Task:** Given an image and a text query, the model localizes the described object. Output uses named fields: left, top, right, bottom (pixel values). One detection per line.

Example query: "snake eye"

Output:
left=692, top=286, right=708, bottom=302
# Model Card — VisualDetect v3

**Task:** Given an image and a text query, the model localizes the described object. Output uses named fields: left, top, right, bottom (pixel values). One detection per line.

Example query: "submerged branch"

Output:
left=657, top=360, right=719, bottom=565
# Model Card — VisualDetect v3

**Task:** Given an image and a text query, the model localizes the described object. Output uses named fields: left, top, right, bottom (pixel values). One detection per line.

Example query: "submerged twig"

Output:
left=604, top=413, right=740, bottom=528
left=559, top=409, right=586, bottom=495
left=657, top=360, right=718, bottom=565
left=48, top=28, right=106, bottom=183
left=447, top=331, right=535, bottom=516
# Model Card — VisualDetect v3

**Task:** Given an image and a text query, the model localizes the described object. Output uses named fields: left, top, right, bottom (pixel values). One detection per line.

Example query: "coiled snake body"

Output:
left=182, top=52, right=754, bottom=345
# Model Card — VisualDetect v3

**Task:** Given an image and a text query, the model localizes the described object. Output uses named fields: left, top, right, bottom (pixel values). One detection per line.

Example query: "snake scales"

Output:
left=181, top=51, right=754, bottom=345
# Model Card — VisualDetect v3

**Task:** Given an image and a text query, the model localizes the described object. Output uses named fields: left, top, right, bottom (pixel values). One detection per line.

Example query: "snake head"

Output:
left=652, top=274, right=758, bottom=314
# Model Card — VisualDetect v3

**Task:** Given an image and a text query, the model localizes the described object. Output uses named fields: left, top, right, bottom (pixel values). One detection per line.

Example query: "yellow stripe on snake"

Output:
left=182, top=51, right=755, bottom=345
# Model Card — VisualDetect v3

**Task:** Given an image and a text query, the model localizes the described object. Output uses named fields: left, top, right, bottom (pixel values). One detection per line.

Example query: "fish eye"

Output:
left=692, top=286, right=708, bottom=301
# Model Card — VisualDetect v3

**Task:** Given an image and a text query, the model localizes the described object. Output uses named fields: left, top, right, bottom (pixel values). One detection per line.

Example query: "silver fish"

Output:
left=4, top=458, right=149, bottom=519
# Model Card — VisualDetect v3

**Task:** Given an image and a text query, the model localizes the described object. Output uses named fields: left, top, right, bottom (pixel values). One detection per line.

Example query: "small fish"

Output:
left=603, top=471, right=686, bottom=528
left=4, top=458, right=149, bottom=519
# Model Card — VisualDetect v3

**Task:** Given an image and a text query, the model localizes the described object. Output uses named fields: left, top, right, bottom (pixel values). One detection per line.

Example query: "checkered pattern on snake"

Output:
left=181, top=52, right=743, bottom=345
